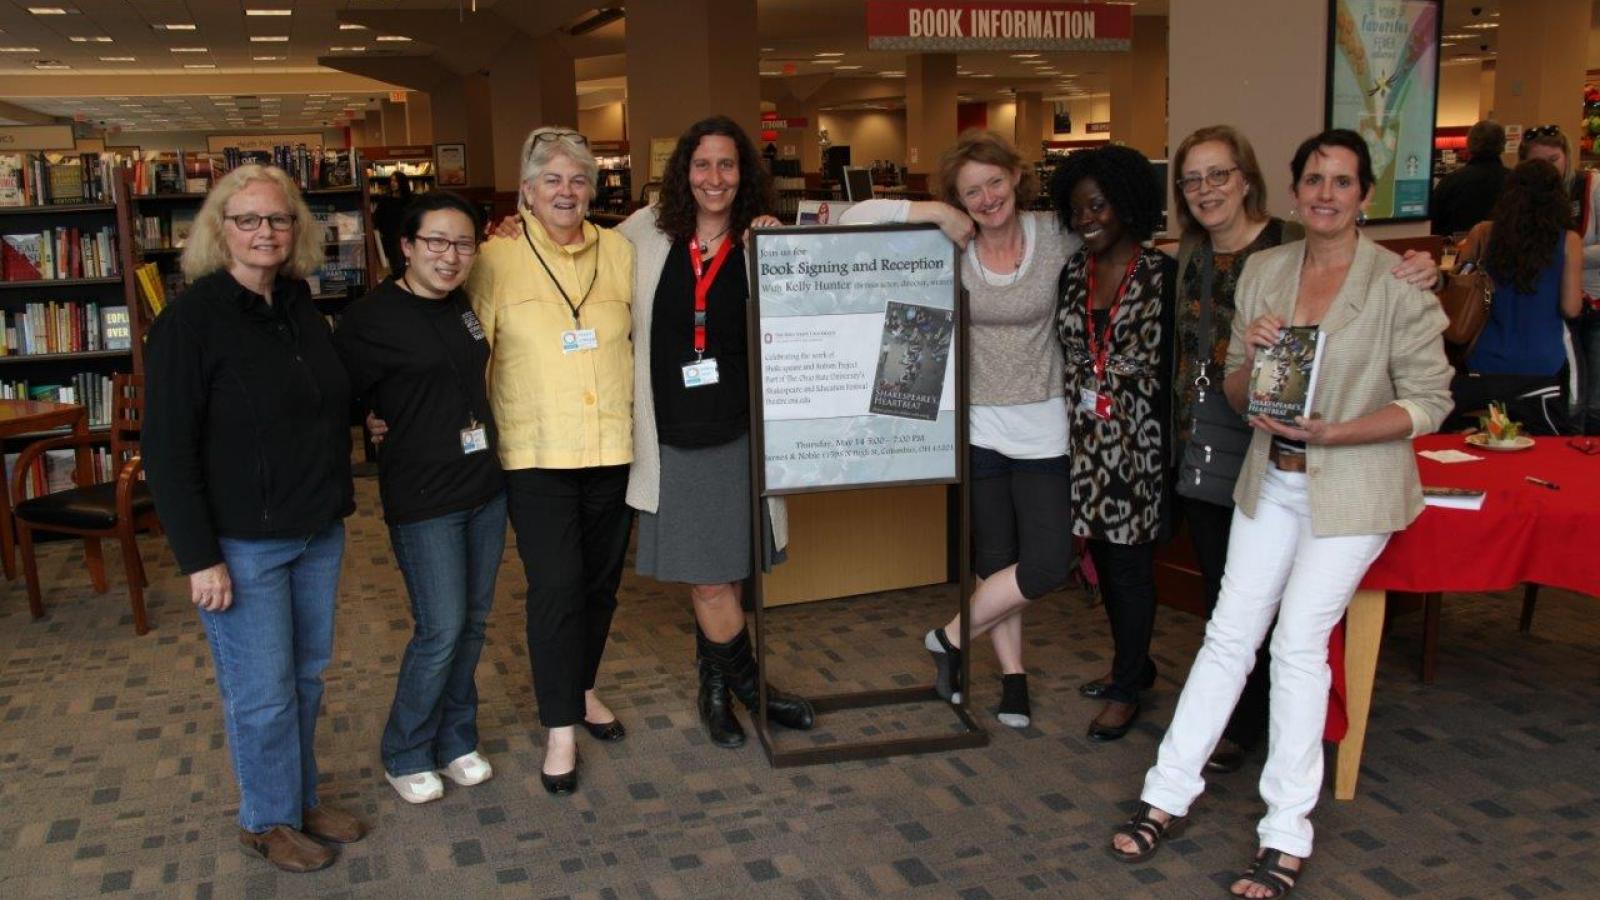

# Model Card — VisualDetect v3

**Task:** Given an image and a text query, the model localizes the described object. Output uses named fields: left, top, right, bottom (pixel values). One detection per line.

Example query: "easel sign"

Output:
left=745, top=222, right=985, bottom=767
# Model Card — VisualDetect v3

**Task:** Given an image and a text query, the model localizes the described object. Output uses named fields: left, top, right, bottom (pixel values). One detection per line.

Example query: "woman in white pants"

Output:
left=1106, top=129, right=1453, bottom=899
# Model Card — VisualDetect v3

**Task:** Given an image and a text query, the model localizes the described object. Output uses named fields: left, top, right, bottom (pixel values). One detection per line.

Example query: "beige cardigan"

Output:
left=1226, top=234, right=1453, bottom=537
left=616, top=206, right=788, bottom=550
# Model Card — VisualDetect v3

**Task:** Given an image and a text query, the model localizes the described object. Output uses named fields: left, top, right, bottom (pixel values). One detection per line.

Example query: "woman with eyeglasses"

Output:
left=472, top=127, right=636, bottom=795
left=332, top=192, right=507, bottom=805
left=1166, top=126, right=1438, bottom=773
left=145, top=164, right=366, bottom=873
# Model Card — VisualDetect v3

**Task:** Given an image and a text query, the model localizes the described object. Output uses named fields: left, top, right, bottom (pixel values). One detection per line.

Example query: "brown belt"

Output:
left=1269, top=442, right=1307, bottom=473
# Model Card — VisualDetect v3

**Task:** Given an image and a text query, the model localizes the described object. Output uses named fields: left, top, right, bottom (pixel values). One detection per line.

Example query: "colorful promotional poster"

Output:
left=1327, top=0, right=1441, bottom=221
left=752, top=225, right=959, bottom=493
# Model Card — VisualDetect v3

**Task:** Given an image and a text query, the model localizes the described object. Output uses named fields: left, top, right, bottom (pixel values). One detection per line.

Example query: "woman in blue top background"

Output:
left=1451, top=159, right=1583, bottom=434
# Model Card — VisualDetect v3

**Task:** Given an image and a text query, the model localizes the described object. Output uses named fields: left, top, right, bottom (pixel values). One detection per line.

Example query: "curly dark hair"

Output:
left=1486, top=159, right=1570, bottom=293
left=655, top=115, right=773, bottom=243
left=1048, top=144, right=1163, bottom=243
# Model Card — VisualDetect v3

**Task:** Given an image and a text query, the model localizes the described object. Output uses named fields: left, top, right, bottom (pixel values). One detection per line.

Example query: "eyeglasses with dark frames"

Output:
left=413, top=236, right=478, bottom=257
left=225, top=213, right=296, bottom=232
left=1176, top=167, right=1241, bottom=194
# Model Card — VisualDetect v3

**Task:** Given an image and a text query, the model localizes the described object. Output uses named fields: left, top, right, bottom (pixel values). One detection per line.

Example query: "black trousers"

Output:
left=1182, top=496, right=1269, bottom=751
left=970, top=447, right=1075, bottom=599
left=1085, top=538, right=1157, bottom=704
left=506, top=465, right=633, bottom=728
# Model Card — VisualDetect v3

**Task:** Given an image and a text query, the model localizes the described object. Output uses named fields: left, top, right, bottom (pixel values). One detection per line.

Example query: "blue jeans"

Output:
left=381, top=493, right=507, bottom=776
left=204, top=521, right=346, bottom=833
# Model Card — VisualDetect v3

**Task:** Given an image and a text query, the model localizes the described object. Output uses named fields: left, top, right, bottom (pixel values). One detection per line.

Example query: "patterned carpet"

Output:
left=1, top=476, right=1597, bottom=899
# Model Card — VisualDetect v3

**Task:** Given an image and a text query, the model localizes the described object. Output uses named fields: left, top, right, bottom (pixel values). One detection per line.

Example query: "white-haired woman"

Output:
left=144, top=164, right=366, bottom=873
left=469, top=127, right=635, bottom=795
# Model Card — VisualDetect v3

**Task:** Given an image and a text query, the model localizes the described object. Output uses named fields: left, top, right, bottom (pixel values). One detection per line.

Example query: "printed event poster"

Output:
left=1326, top=0, right=1441, bottom=222
left=752, top=225, right=959, bottom=493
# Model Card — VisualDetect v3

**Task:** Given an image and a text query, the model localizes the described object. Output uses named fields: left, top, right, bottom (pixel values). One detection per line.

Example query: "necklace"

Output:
left=695, top=225, right=731, bottom=254
left=971, top=226, right=1026, bottom=287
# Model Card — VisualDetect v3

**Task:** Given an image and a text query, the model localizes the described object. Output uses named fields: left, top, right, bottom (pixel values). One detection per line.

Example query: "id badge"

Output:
left=682, top=357, right=720, bottom=388
left=561, top=328, right=599, bottom=353
left=460, top=424, right=489, bottom=454
left=1078, top=387, right=1112, bottom=421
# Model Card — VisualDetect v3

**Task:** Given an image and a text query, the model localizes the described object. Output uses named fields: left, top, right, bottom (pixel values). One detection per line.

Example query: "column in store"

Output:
left=1491, top=0, right=1588, bottom=155
left=906, top=53, right=958, bottom=174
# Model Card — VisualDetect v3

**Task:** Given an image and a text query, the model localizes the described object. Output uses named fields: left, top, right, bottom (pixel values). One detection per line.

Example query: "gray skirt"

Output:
left=636, top=432, right=782, bottom=584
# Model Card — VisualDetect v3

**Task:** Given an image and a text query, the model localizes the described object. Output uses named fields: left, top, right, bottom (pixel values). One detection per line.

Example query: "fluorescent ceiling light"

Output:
left=814, top=51, right=844, bottom=57
left=376, top=35, right=411, bottom=42
left=69, top=36, right=112, bottom=42
left=170, top=47, right=208, bottom=53
left=99, top=56, right=136, bottom=61
left=252, top=55, right=284, bottom=61
left=35, top=63, right=71, bottom=69
left=184, top=64, right=215, bottom=69
left=29, top=7, right=71, bottom=14
left=246, top=8, right=292, bottom=15
left=836, top=65, right=862, bottom=70
left=251, top=36, right=289, bottom=42
left=1011, top=53, right=1039, bottom=58
left=328, top=46, right=366, bottom=52
left=0, top=47, right=41, bottom=52
left=339, top=23, right=367, bottom=30
left=154, top=23, right=197, bottom=31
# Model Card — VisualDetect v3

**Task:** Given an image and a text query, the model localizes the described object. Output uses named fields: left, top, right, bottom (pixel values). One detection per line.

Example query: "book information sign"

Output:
left=752, top=225, right=959, bottom=493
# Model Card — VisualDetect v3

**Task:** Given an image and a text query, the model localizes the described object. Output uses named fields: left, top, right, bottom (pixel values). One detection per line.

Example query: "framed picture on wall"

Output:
left=1324, top=0, right=1442, bottom=223
left=436, top=143, right=467, bottom=186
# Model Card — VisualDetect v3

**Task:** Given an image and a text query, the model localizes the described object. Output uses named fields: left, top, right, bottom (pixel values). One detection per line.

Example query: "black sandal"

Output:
left=1229, top=848, right=1303, bottom=898
left=1106, top=802, right=1185, bottom=863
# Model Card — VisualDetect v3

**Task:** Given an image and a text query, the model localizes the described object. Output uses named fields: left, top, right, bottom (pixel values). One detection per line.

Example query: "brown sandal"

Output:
left=1107, top=802, right=1186, bottom=863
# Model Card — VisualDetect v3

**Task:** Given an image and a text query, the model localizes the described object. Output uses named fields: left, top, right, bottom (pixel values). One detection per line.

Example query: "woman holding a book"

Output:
left=1107, top=129, right=1452, bottom=899
left=143, top=164, right=366, bottom=873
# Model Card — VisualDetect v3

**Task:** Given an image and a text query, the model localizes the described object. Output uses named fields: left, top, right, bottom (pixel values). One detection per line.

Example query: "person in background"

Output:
left=474, top=127, right=636, bottom=796
left=840, top=130, right=1078, bottom=730
left=1429, top=120, right=1508, bottom=238
left=144, top=164, right=365, bottom=872
left=332, top=192, right=506, bottom=805
left=1450, top=158, right=1583, bottom=434
left=1052, top=145, right=1175, bottom=742
left=1168, top=125, right=1439, bottom=773
left=374, top=170, right=413, bottom=276
left=1109, top=129, right=1453, bottom=899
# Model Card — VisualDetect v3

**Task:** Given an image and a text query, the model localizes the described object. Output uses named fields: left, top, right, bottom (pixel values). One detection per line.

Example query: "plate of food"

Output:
left=1467, top=403, right=1535, bottom=451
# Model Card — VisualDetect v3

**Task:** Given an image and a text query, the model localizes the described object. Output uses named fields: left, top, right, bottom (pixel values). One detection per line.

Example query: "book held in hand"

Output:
left=1247, top=326, right=1325, bottom=424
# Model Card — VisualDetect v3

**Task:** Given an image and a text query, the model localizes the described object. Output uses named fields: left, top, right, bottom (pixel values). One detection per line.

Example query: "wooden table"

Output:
left=0, top=400, right=89, bottom=580
left=1335, top=434, right=1600, bottom=799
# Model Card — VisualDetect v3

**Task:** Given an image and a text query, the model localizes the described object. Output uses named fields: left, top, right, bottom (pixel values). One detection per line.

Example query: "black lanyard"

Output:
left=523, top=223, right=598, bottom=326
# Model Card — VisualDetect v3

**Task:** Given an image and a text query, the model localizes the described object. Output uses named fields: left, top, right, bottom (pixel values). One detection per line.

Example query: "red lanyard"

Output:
left=688, top=237, right=733, bottom=358
left=1084, top=251, right=1140, bottom=382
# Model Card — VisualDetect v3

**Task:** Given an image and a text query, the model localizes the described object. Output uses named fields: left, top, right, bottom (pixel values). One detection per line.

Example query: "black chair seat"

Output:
left=16, top=481, right=154, bottom=530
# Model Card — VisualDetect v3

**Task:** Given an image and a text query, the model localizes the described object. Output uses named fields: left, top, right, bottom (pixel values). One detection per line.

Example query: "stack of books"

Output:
left=0, top=152, right=121, bottom=206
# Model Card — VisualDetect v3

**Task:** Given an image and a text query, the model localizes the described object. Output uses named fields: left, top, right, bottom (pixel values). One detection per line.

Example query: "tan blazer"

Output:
left=1226, top=234, right=1453, bottom=537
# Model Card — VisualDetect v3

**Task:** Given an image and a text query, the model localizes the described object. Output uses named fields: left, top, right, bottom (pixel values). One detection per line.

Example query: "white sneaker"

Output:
left=386, top=770, right=444, bottom=804
left=439, top=751, right=493, bottom=787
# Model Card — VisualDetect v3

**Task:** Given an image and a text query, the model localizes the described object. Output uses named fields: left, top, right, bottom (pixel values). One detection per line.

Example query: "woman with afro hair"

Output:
left=1052, top=144, right=1176, bottom=741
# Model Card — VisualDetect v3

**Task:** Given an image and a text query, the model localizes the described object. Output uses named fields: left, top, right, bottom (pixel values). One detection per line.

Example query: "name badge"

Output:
left=682, top=357, right=720, bottom=388
left=1078, top=386, right=1112, bottom=421
left=460, top=424, right=489, bottom=454
left=561, top=328, right=599, bottom=353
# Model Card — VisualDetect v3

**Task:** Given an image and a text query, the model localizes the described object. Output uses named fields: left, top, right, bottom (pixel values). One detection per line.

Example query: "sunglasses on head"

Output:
left=1525, top=125, right=1563, bottom=139
left=532, top=131, right=587, bottom=147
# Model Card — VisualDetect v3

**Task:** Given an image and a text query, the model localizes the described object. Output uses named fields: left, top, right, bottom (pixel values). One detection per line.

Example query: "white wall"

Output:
left=1048, top=96, right=1112, bottom=141
left=1437, top=62, right=1486, bottom=127
left=986, top=101, right=1016, bottom=141
left=578, top=102, right=626, bottom=142
left=817, top=110, right=906, bottom=165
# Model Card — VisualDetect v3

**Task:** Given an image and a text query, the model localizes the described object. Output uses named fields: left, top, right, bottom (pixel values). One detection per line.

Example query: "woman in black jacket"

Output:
left=144, top=164, right=364, bottom=874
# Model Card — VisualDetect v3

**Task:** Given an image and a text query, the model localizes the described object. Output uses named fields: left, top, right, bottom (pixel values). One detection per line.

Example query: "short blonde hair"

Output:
left=181, top=164, right=324, bottom=282
left=935, top=130, right=1038, bottom=215
left=517, top=127, right=598, bottom=213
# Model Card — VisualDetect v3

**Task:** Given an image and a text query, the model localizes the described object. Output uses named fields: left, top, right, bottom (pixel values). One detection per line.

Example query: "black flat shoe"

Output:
left=540, top=767, right=577, bottom=795
left=1087, top=701, right=1140, bottom=742
left=581, top=718, right=626, bottom=742
left=1078, top=665, right=1157, bottom=700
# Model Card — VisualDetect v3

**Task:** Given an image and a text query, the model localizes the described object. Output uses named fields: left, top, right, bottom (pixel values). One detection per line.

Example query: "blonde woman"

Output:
left=145, top=164, right=366, bottom=873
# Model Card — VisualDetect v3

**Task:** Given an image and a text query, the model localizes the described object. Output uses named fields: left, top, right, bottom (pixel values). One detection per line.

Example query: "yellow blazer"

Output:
left=1226, top=234, right=1453, bottom=537
left=468, top=212, right=634, bottom=471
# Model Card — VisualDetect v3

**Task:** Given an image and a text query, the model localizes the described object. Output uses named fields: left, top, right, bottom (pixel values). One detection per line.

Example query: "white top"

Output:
left=971, top=398, right=1070, bottom=459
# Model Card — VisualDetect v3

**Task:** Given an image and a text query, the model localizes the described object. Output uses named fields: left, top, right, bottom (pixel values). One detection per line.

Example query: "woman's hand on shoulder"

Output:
left=490, top=215, right=522, bottom=240
left=1391, top=248, right=1441, bottom=291
left=189, top=562, right=233, bottom=612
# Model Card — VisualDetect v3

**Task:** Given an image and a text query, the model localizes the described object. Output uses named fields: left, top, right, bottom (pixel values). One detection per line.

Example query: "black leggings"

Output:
left=969, top=446, right=1074, bottom=599
left=1085, top=538, right=1157, bottom=705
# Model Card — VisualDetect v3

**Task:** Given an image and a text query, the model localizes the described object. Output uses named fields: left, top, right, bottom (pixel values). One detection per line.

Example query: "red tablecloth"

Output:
left=1325, top=434, right=1600, bottom=739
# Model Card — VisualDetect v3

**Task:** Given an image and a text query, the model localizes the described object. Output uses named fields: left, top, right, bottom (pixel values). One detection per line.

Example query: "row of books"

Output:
left=0, top=302, right=130, bottom=356
left=136, top=209, right=196, bottom=251
left=1, top=227, right=119, bottom=282
left=133, top=262, right=174, bottom=318
left=0, top=152, right=121, bottom=207
left=3, top=446, right=123, bottom=501
left=0, top=372, right=120, bottom=429
left=220, top=145, right=358, bottom=191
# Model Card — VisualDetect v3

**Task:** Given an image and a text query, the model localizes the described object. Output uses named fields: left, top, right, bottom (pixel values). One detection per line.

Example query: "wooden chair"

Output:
left=1417, top=585, right=1541, bottom=683
left=13, top=374, right=157, bottom=634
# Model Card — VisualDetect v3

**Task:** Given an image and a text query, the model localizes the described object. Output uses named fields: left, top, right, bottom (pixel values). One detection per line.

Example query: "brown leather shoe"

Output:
left=301, top=804, right=368, bottom=844
left=238, top=825, right=336, bottom=872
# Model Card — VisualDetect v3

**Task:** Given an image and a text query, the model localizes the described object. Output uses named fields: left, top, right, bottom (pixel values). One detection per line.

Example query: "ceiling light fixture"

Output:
left=35, top=62, right=71, bottom=69
left=250, top=36, right=289, bottom=42
left=815, top=51, right=844, bottom=57
left=99, top=56, right=135, bottom=61
left=0, top=47, right=41, bottom=52
left=183, top=63, right=215, bottom=69
left=328, top=46, right=367, bottom=52
left=170, top=47, right=208, bottom=53
left=28, top=7, right=71, bottom=14
left=1010, top=53, right=1039, bottom=58
left=246, top=8, right=292, bottom=15
left=154, top=23, right=196, bottom=31
left=252, top=55, right=284, bottom=61
left=338, top=23, right=367, bottom=30
left=375, top=35, right=412, bottom=42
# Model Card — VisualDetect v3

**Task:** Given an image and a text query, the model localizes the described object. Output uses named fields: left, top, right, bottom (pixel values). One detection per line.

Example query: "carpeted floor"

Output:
left=1, top=475, right=1597, bottom=899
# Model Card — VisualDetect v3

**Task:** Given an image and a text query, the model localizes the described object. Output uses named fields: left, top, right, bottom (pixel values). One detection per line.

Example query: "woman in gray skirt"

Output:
left=616, top=115, right=816, bottom=748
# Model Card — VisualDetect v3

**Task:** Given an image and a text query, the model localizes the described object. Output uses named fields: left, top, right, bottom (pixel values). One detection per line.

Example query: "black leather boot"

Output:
left=711, top=627, right=816, bottom=731
left=696, top=632, right=745, bottom=748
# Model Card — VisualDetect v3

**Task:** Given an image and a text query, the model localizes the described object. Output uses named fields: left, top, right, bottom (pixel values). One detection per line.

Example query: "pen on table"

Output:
left=1524, top=476, right=1560, bottom=491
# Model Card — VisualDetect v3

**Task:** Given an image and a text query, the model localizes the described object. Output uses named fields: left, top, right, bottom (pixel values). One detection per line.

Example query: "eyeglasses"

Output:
left=1525, top=125, right=1562, bottom=139
left=1567, top=437, right=1600, bottom=455
left=414, top=236, right=477, bottom=257
left=1176, top=167, right=1240, bottom=194
left=225, top=213, right=296, bottom=232
left=532, top=131, right=587, bottom=147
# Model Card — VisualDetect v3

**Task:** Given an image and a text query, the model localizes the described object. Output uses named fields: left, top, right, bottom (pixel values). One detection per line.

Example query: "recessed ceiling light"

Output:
left=250, top=36, right=289, bottom=42
left=99, top=56, right=136, bottom=61
left=879, top=70, right=905, bottom=77
left=246, top=8, right=292, bottom=15
left=836, top=65, right=862, bottom=70
left=69, top=36, right=112, bottom=42
left=339, top=23, right=367, bottom=30
left=328, top=46, right=367, bottom=52
left=0, top=47, right=41, bottom=52
left=970, top=73, right=994, bottom=78
left=376, top=35, right=412, bottom=42
left=1011, top=53, right=1039, bottom=58
left=183, top=63, right=215, bottom=69
left=759, top=70, right=781, bottom=76
left=252, top=55, right=285, bottom=61
left=154, top=23, right=197, bottom=31
left=814, top=51, right=844, bottom=57
left=35, top=62, right=71, bottom=69
left=28, top=7, right=72, bottom=14
left=1463, top=22, right=1498, bottom=29
left=1443, top=32, right=1473, bottom=39
left=170, top=47, right=208, bottom=53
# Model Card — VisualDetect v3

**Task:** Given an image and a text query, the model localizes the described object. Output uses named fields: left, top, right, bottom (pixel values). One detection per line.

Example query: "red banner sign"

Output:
left=760, top=113, right=810, bottom=129
left=866, top=1, right=1132, bottom=51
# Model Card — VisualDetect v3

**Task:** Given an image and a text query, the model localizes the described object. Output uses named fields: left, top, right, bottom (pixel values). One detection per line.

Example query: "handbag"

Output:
left=1176, top=241, right=1254, bottom=507
left=1439, top=229, right=1493, bottom=349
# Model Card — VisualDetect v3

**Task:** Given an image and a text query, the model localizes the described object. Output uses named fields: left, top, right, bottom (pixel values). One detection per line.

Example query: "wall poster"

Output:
left=1325, top=0, right=1442, bottom=223
left=750, top=224, right=960, bottom=494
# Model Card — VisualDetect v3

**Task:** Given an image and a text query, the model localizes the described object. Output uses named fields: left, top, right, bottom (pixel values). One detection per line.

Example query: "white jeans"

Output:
left=1140, top=467, right=1390, bottom=858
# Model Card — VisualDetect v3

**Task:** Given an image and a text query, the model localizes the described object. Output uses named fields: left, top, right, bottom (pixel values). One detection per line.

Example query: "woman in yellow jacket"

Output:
left=468, top=128, right=634, bottom=795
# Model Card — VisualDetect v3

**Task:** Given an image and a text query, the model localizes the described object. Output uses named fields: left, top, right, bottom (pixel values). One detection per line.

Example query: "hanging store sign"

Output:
left=0, top=125, right=77, bottom=151
left=866, top=1, right=1132, bottom=51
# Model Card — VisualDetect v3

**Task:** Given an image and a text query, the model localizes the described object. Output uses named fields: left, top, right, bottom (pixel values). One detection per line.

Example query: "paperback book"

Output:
left=1247, top=326, right=1325, bottom=424
left=869, top=301, right=953, bottom=421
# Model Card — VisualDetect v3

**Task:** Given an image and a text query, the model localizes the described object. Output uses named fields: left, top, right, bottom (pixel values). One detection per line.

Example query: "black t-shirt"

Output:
left=650, top=239, right=750, bottom=447
left=333, top=278, right=504, bottom=524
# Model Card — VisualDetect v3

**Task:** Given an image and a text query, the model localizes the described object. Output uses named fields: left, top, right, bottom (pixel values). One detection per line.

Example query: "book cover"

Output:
left=1, top=233, right=43, bottom=281
left=100, top=305, right=131, bottom=350
left=0, top=154, right=25, bottom=207
left=170, top=208, right=196, bottom=247
left=1422, top=485, right=1486, bottom=510
left=1247, top=326, right=1325, bottom=424
left=869, top=301, right=954, bottom=421
left=48, top=162, right=84, bottom=204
